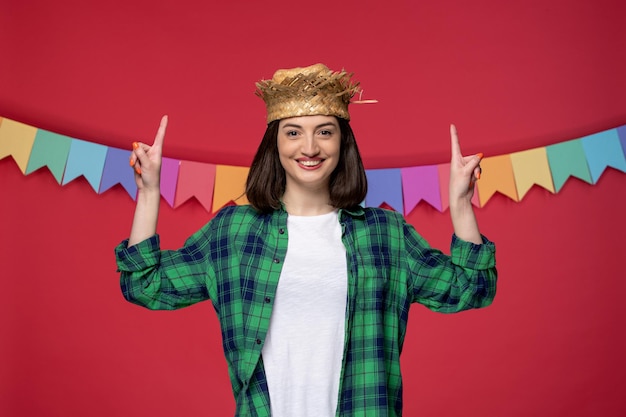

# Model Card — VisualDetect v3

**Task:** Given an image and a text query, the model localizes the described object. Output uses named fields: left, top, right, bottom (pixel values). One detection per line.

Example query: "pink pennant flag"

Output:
left=174, top=160, right=216, bottom=212
left=160, top=157, right=180, bottom=207
left=401, top=165, right=443, bottom=213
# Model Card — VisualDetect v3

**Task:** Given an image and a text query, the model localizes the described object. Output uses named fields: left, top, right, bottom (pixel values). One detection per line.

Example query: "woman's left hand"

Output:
left=449, top=124, right=483, bottom=203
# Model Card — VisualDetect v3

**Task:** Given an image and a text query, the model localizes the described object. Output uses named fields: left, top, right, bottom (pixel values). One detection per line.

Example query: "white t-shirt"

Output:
left=261, top=210, right=348, bottom=417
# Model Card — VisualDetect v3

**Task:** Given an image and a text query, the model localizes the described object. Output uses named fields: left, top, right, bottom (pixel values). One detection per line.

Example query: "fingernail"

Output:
left=477, top=152, right=484, bottom=159
left=132, top=142, right=139, bottom=149
left=469, top=180, right=475, bottom=189
left=476, top=171, right=481, bottom=180
left=129, top=157, right=135, bottom=167
left=135, top=167, right=141, bottom=175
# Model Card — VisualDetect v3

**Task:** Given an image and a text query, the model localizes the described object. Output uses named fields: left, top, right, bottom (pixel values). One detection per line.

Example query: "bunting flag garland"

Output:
left=0, top=115, right=625, bottom=216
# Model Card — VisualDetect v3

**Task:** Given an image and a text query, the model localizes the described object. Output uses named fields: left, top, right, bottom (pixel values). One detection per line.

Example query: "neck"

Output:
left=282, top=186, right=335, bottom=216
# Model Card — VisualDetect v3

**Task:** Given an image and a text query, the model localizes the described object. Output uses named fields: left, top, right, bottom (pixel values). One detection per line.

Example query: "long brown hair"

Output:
left=245, top=117, right=367, bottom=213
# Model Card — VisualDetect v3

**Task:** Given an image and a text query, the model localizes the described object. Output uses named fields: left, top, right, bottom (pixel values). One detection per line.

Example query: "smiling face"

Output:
left=277, top=115, right=341, bottom=196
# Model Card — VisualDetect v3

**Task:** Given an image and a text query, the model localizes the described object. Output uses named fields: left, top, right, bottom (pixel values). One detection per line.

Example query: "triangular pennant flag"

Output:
left=99, top=147, right=137, bottom=199
left=581, top=129, right=626, bottom=183
left=25, top=129, right=72, bottom=183
left=475, top=155, right=518, bottom=206
left=174, top=160, right=216, bottom=212
left=510, top=147, right=555, bottom=200
left=617, top=125, right=626, bottom=158
left=160, top=157, right=180, bottom=207
left=0, top=118, right=38, bottom=173
left=437, top=163, right=480, bottom=211
left=545, top=139, right=592, bottom=192
left=365, top=168, right=403, bottom=213
left=62, top=139, right=108, bottom=192
left=401, top=165, right=442, bottom=213
left=212, top=165, right=250, bottom=212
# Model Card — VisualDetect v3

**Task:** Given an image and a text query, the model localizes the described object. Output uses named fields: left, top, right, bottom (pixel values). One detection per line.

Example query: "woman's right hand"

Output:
left=130, top=115, right=168, bottom=192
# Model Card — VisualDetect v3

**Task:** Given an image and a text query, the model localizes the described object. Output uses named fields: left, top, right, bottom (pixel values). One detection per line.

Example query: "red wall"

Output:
left=1, top=1, right=625, bottom=416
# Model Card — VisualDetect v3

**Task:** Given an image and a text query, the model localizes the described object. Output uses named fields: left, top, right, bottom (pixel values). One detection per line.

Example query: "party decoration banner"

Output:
left=175, top=161, right=216, bottom=212
left=510, top=147, right=555, bottom=200
left=365, top=168, right=403, bottom=213
left=26, top=129, right=72, bottom=183
left=545, top=139, right=592, bottom=192
left=100, top=147, right=137, bottom=199
left=0, top=118, right=37, bottom=174
left=475, top=155, right=519, bottom=206
left=160, top=157, right=181, bottom=207
left=579, top=129, right=626, bottom=183
left=1, top=116, right=625, bottom=216
left=62, top=139, right=108, bottom=192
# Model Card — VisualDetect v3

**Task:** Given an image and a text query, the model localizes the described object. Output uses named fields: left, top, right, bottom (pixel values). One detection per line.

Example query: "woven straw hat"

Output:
left=255, top=63, right=361, bottom=123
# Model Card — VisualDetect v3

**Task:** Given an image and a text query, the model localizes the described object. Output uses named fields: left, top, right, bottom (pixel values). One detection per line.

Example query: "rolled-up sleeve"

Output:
left=114, top=225, right=214, bottom=310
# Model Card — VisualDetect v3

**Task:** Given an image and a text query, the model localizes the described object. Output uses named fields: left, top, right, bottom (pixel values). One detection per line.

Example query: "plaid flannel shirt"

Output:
left=115, top=205, right=497, bottom=416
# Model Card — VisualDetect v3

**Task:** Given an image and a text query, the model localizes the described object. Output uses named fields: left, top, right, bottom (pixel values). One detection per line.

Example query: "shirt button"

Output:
left=279, top=228, right=285, bottom=234
left=264, top=297, right=271, bottom=303
left=256, top=338, right=262, bottom=345
left=273, top=258, right=280, bottom=263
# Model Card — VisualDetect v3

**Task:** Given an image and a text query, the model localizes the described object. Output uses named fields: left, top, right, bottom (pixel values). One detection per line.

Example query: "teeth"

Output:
left=299, top=160, right=321, bottom=166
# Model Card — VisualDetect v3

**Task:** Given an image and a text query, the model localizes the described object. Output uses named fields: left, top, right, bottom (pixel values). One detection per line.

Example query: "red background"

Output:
left=1, top=0, right=625, bottom=416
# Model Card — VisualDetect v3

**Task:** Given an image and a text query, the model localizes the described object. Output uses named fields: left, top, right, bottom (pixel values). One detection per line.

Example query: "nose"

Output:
left=301, top=135, right=320, bottom=156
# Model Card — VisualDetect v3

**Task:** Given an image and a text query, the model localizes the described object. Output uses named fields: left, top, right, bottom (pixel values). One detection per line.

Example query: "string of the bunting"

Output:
left=1, top=116, right=625, bottom=215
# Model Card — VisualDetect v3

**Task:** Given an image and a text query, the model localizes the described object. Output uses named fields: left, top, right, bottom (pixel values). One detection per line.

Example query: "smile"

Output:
left=298, top=159, right=323, bottom=167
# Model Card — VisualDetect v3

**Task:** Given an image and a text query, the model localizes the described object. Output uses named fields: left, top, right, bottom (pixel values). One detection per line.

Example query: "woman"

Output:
left=116, top=63, right=497, bottom=417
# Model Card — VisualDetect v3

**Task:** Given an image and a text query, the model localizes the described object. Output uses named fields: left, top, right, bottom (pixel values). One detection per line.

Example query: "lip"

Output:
left=296, top=158, right=324, bottom=170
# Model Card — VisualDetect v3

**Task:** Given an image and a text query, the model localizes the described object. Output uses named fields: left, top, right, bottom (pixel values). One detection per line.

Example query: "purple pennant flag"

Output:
left=99, top=147, right=138, bottom=199
left=401, top=165, right=442, bottom=213
left=365, top=168, right=403, bottom=213
left=160, top=157, right=180, bottom=207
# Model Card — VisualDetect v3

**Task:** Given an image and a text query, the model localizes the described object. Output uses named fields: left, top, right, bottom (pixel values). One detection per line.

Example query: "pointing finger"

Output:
left=450, top=124, right=461, bottom=158
left=152, top=115, right=168, bottom=149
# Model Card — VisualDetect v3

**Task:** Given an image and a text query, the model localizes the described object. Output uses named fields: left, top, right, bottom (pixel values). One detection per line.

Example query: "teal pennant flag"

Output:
left=546, top=139, right=592, bottom=192
left=62, top=139, right=108, bottom=192
left=25, top=130, right=72, bottom=183
left=365, top=168, right=404, bottom=213
left=580, top=129, right=626, bottom=183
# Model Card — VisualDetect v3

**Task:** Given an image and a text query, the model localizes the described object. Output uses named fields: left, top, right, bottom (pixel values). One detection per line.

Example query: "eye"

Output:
left=319, top=130, right=333, bottom=136
left=286, top=130, right=299, bottom=137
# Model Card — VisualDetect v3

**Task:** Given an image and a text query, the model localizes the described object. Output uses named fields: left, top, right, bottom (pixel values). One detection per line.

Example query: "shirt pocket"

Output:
left=355, top=254, right=391, bottom=310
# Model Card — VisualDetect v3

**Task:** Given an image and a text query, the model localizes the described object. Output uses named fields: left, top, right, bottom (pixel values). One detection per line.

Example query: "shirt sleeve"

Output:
left=404, top=220, right=497, bottom=313
left=114, top=223, right=216, bottom=310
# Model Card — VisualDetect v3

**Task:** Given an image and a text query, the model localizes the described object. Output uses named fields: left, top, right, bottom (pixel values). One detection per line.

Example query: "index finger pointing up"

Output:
left=152, top=115, right=168, bottom=149
left=450, top=123, right=462, bottom=158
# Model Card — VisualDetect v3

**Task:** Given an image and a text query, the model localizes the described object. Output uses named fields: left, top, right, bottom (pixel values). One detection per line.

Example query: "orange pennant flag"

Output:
left=510, top=147, right=555, bottom=200
left=212, top=165, right=250, bottom=212
left=476, top=155, right=519, bottom=206
left=0, top=118, right=38, bottom=173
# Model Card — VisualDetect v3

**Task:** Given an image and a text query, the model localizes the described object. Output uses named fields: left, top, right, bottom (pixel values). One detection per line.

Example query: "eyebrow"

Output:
left=281, top=122, right=338, bottom=130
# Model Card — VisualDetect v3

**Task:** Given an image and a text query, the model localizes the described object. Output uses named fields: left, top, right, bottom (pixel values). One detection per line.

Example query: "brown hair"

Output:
left=245, top=117, right=367, bottom=213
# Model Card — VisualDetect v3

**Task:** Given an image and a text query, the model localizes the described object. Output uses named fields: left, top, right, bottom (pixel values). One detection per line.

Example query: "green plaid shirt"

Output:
left=115, top=205, right=497, bottom=416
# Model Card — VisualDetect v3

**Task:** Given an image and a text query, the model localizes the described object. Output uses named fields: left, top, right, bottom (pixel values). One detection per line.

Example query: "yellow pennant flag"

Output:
left=0, top=118, right=38, bottom=173
left=476, top=154, right=519, bottom=206
left=510, top=147, right=555, bottom=200
left=212, top=165, right=250, bottom=212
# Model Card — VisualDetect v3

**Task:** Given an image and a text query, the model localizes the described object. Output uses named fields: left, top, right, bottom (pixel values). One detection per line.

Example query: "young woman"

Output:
left=116, top=63, right=497, bottom=417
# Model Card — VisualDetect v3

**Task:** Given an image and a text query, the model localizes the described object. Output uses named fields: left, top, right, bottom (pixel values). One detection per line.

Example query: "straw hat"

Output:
left=255, top=63, right=362, bottom=123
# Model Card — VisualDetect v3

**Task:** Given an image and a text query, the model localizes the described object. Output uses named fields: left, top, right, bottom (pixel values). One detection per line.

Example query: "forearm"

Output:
left=449, top=198, right=482, bottom=244
left=128, top=188, right=161, bottom=246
